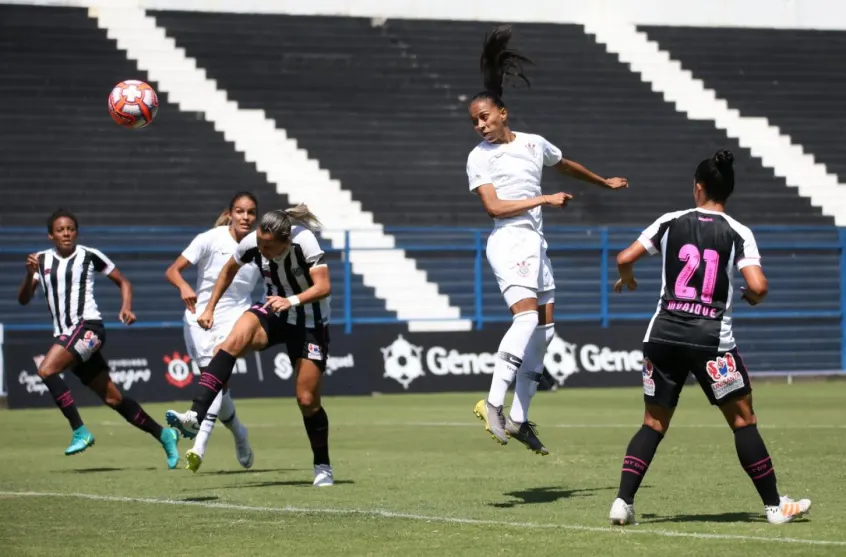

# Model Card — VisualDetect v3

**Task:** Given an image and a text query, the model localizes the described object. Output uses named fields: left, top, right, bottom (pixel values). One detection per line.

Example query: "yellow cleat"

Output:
left=185, top=449, right=203, bottom=473
left=473, top=399, right=509, bottom=445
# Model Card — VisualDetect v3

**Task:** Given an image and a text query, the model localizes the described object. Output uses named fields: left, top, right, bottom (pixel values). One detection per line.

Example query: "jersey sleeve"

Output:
left=734, top=226, right=761, bottom=270
left=638, top=212, right=677, bottom=256
left=180, top=231, right=210, bottom=265
left=540, top=136, right=563, bottom=166
left=88, top=248, right=116, bottom=275
left=466, top=151, right=493, bottom=192
left=296, top=229, right=327, bottom=268
left=234, top=231, right=259, bottom=267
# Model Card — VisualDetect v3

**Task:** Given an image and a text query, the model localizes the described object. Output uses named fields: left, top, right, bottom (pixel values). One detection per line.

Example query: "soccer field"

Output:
left=0, top=383, right=843, bottom=556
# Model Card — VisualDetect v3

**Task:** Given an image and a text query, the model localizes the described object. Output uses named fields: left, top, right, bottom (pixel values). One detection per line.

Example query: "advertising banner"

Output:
left=3, top=323, right=646, bottom=408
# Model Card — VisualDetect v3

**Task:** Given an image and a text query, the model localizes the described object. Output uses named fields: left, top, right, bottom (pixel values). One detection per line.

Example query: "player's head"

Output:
left=468, top=25, right=532, bottom=143
left=694, top=149, right=735, bottom=205
left=47, top=209, right=79, bottom=253
left=256, top=204, right=322, bottom=259
left=215, top=191, right=258, bottom=238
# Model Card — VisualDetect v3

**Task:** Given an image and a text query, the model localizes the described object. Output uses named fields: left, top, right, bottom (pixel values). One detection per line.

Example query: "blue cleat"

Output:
left=65, top=425, right=95, bottom=456
left=166, top=410, right=197, bottom=440
left=160, top=428, right=180, bottom=470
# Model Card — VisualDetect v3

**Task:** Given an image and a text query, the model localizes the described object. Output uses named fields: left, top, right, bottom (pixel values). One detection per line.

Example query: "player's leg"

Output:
left=84, top=357, right=179, bottom=469
left=37, top=340, right=91, bottom=455
left=506, top=247, right=556, bottom=454
left=474, top=227, right=540, bottom=445
left=703, top=349, right=811, bottom=523
left=167, top=322, right=208, bottom=441
left=290, top=325, right=333, bottom=486
left=610, top=343, right=684, bottom=525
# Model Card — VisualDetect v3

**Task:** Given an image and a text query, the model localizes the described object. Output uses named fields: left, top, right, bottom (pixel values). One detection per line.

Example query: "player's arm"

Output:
left=554, top=159, right=628, bottom=190
left=204, top=256, right=240, bottom=316
left=17, top=253, right=39, bottom=305
left=736, top=228, right=767, bottom=305
left=264, top=231, right=331, bottom=313
left=106, top=268, right=136, bottom=325
left=165, top=255, right=198, bottom=313
left=614, top=241, right=647, bottom=292
left=475, top=184, right=571, bottom=218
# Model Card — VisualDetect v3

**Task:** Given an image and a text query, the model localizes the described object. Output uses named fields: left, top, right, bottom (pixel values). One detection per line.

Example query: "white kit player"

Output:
left=468, top=25, right=629, bottom=454
left=164, top=192, right=262, bottom=472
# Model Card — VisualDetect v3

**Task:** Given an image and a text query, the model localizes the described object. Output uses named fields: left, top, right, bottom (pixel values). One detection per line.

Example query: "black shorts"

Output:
left=54, top=320, right=108, bottom=385
left=642, top=342, right=752, bottom=408
left=248, top=304, right=330, bottom=372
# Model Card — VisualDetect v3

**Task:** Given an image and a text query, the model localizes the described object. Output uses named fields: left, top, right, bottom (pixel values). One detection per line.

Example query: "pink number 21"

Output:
left=674, top=244, right=720, bottom=304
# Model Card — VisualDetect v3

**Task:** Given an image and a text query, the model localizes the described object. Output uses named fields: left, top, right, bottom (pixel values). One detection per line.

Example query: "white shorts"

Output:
left=183, top=318, right=239, bottom=368
left=486, top=225, right=555, bottom=304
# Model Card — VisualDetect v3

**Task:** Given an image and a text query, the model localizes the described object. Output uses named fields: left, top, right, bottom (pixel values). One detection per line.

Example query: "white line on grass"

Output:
left=0, top=491, right=842, bottom=547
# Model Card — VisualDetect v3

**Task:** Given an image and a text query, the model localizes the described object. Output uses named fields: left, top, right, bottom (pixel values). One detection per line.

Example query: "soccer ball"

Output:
left=108, top=80, right=159, bottom=129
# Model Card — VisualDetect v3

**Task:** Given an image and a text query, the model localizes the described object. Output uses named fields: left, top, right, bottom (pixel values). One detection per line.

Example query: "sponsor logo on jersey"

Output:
left=379, top=333, right=642, bottom=390
left=514, top=260, right=531, bottom=277
left=526, top=142, right=537, bottom=157
left=73, top=330, right=102, bottom=361
left=307, top=342, right=323, bottom=361
left=706, top=352, right=744, bottom=399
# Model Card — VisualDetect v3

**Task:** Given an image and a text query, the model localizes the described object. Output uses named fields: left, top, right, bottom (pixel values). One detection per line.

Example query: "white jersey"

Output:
left=34, top=245, right=115, bottom=337
left=466, top=131, right=563, bottom=233
left=234, top=226, right=331, bottom=329
left=181, top=226, right=262, bottom=324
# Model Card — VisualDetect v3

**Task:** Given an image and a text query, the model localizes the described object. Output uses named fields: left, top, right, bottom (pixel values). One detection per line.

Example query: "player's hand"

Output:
left=180, top=285, right=198, bottom=313
left=197, top=309, right=214, bottom=330
left=614, top=277, right=638, bottom=293
left=740, top=287, right=764, bottom=306
left=605, top=177, right=628, bottom=190
left=25, top=253, right=39, bottom=274
left=263, top=296, right=291, bottom=313
left=119, top=307, right=136, bottom=325
left=544, top=192, right=574, bottom=208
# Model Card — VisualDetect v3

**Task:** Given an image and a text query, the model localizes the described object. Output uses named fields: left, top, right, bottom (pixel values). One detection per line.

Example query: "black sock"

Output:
left=114, top=397, right=164, bottom=439
left=617, top=425, right=664, bottom=504
left=191, top=351, right=236, bottom=422
left=734, top=424, right=780, bottom=506
left=42, top=374, right=84, bottom=430
left=303, top=407, right=330, bottom=466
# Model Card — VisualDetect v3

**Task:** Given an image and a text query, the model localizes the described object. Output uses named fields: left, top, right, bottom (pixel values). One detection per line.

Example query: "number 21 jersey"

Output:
left=639, top=208, right=761, bottom=351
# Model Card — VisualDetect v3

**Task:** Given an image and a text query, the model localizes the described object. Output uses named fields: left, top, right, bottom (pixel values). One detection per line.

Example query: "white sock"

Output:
left=487, top=310, right=538, bottom=407
left=218, top=390, right=243, bottom=435
left=509, top=324, right=554, bottom=422
left=193, top=390, right=223, bottom=457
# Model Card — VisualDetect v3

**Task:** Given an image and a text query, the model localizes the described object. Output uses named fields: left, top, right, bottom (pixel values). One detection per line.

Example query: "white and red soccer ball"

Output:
left=108, top=80, right=158, bottom=129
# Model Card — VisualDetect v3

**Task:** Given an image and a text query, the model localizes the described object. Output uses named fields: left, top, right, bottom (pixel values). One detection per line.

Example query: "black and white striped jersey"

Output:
left=234, top=226, right=331, bottom=329
left=639, top=208, right=761, bottom=351
left=35, top=246, right=115, bottom=337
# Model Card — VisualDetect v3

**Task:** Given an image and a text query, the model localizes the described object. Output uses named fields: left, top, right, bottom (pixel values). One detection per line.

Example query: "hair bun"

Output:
left=713, top=149, right=734, bottom=169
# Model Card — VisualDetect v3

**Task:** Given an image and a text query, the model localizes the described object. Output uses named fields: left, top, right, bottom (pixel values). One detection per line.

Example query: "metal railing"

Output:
left=1, top=226, right=843, bottom=351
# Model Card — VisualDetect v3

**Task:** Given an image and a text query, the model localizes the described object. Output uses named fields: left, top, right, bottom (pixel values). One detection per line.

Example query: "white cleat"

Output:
left=234, top=426, right=253, bottom=469
left=313, top=464, right=334, bottom=487
left=609, top=497, right=637, bottom=526
left=766, top=495, right=812, bottom=524
left=165, top=409, right=200, bottom=439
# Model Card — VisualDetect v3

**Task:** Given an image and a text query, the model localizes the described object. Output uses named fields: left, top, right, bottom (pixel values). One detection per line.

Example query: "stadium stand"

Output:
left=0, top=4, right=840, bottom=370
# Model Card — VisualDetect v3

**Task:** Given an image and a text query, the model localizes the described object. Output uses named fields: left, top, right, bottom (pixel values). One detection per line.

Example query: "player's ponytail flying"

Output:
left=471, top=24, right=533, bottom=109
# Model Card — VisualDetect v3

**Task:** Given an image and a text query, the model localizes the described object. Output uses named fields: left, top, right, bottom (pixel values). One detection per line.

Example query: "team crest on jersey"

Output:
left=514, top=260, right=531, bottom=277
left=307, top=343, right=323, bottom=361
left=74, top=330, right=101, bottom=361
left=706, top=352, right=744, bottom=399
left=642, top=358, right=655, bottom=396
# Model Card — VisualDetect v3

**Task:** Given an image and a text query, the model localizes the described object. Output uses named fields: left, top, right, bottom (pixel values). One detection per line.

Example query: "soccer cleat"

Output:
left=165, top=409, right=199, bottom=440
left=160, top=428, right=180, bottom=470
left=313, top=464, right=334, bottom=487
left=766, top=495, right=812, bottom=524
left=609, top=497, right=637, bottom=526
left=505, top=417, right=549, bottom=455
left=185, top=448, right=203, bottom=473
left=473, top=399, right=509, bottom=445
left=65, top=425, right=95, bottom=456
left=234, top=426, right=254, bottom=469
